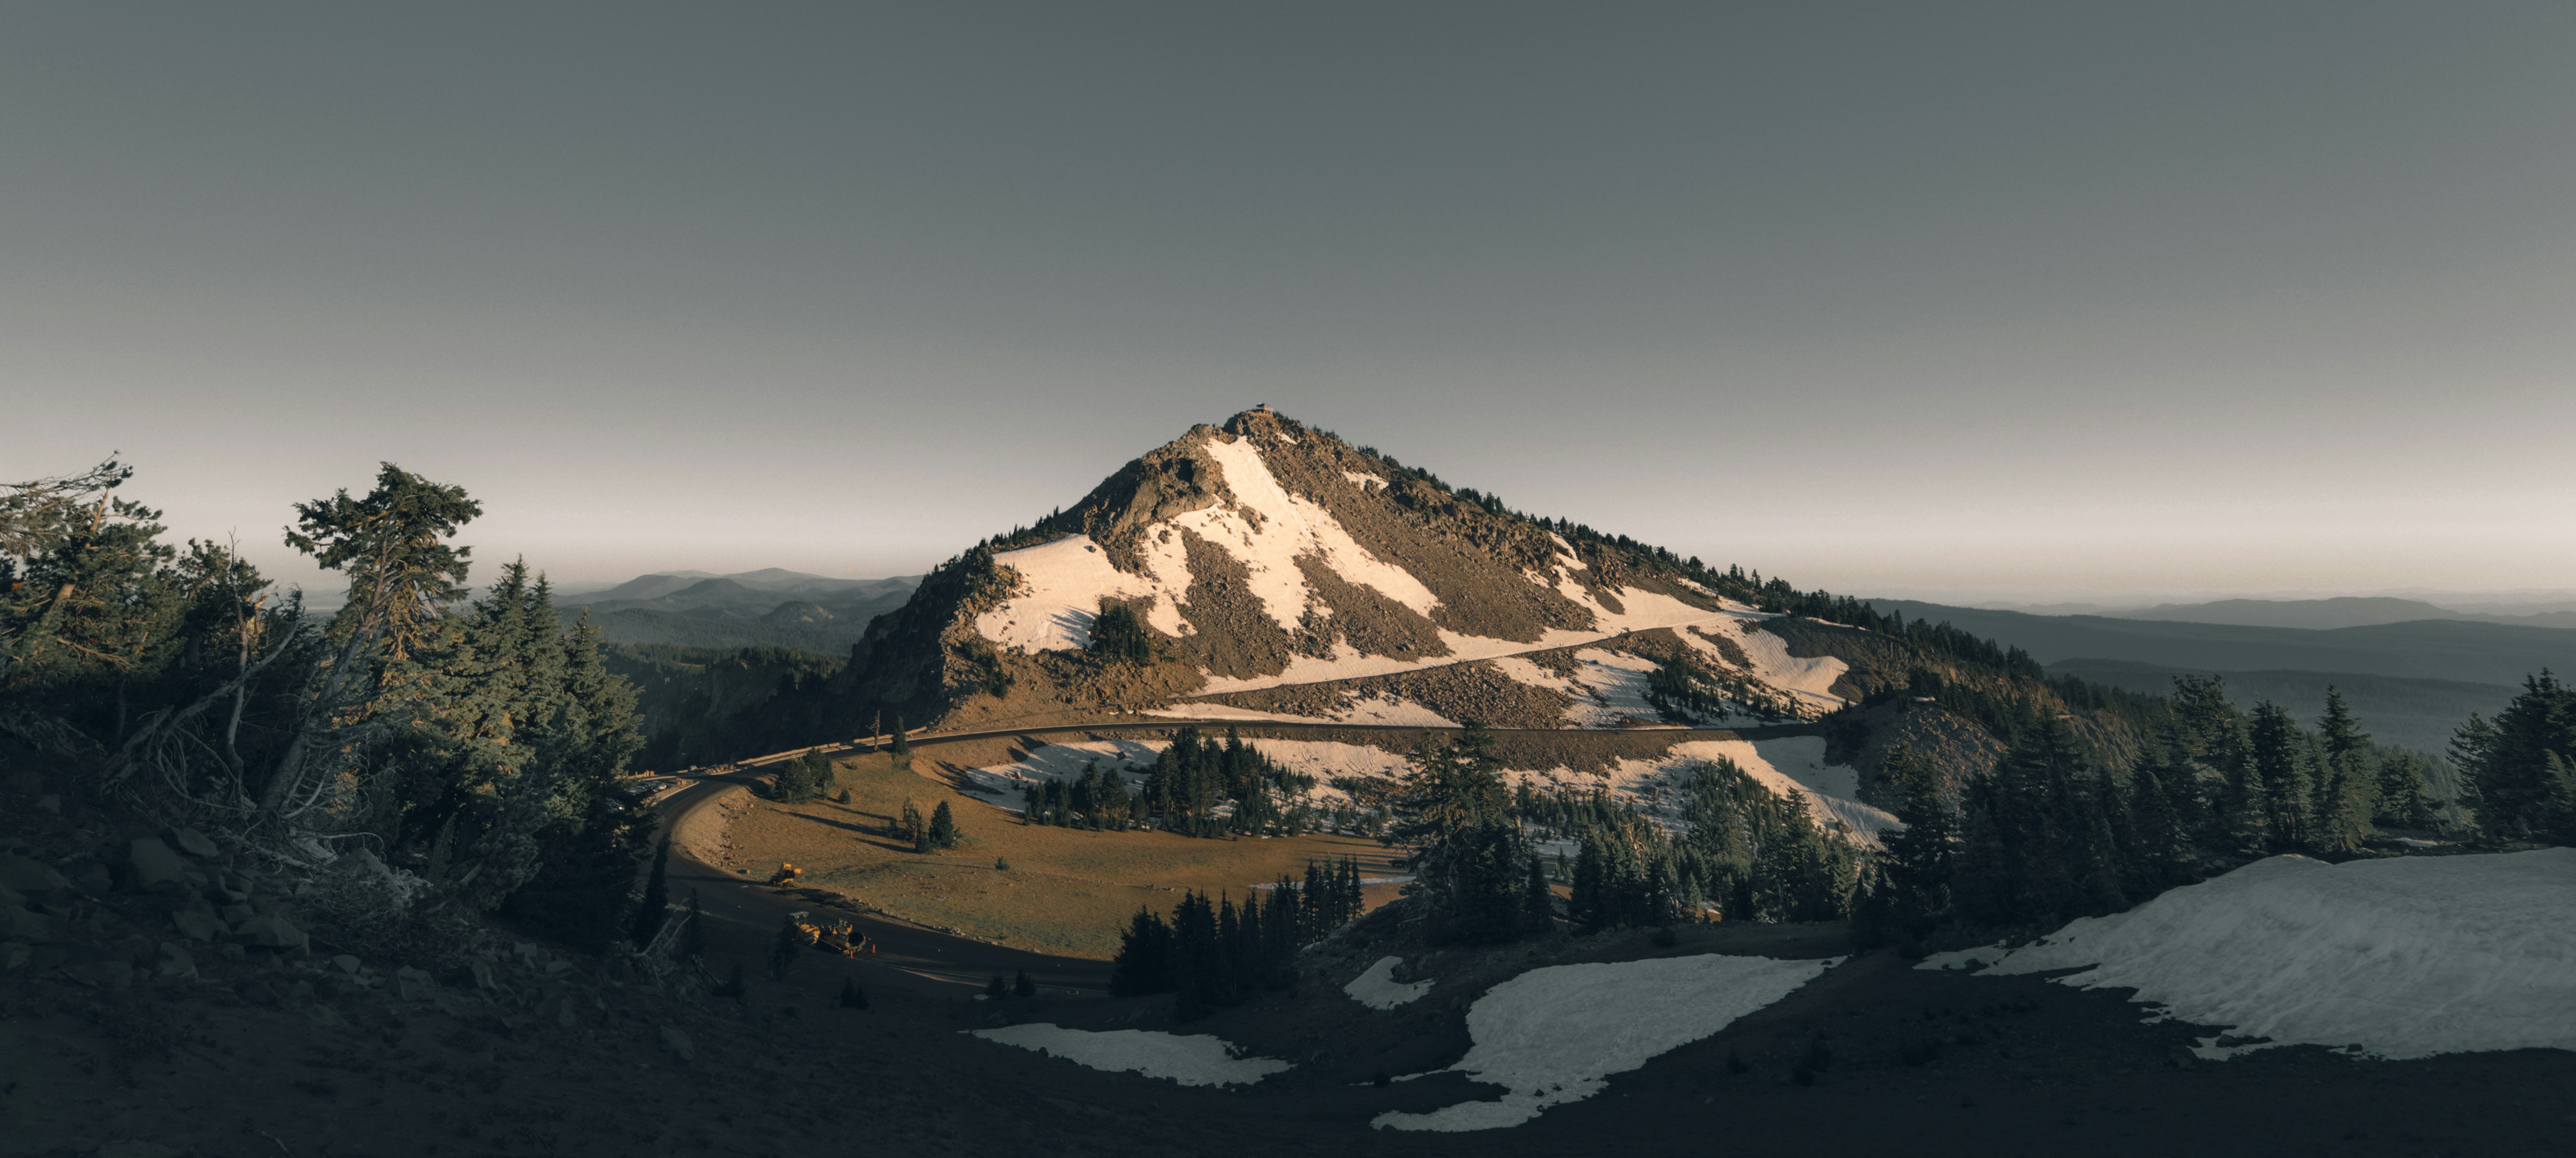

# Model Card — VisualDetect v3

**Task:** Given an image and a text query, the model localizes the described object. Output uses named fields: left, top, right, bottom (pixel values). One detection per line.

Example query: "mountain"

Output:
left=2040, top=658, right=2508, bottom=764
left=560, top=569, right=921, bottom=653
left=776, top=409, right=2157, bottom=802
left=2112, top=596, right=2576, bottom=631
left=556, top=568, right=913, bottom=609
left=1857, top=599, right=2576, bottom=687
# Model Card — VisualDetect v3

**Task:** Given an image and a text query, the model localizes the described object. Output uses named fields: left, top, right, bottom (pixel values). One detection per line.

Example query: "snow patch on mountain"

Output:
left=1691, top=618, right=1850, bottom=710
left=1334, top=694, right=1461, bottom=727
left=1559, top=648, right=1662, bottom=726
left=976, top=435, right=1440, bottom=652
left=1919, top=849, right=2576, bottom=1061
left=972, top=535, right=1175, bottom=652
left=968, top=431, right=1844, bottom=713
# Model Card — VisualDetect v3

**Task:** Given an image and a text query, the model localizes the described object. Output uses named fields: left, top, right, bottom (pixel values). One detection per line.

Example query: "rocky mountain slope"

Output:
left=829, top=409, right=1850, bottom=730
left=781, top=408, right=2157, bottom=811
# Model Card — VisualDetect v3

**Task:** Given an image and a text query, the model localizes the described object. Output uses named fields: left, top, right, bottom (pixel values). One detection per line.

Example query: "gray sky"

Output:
left=5, top=2, right=2572, bottom=602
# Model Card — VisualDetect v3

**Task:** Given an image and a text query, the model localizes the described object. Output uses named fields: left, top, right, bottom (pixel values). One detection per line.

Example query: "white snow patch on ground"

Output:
left=1146, top=703, right=1334, bottom=724
left=1245, top=739, right=1411, bottom=781
left=1345, top=956, right=1434, bottom=1009
left=1373, top=954, right=1837, bottom=1131
left=1342, top=470, right=1383, bottom=489
left=1708, top=617, right=1850, bottom=711
left=963, top=740, right=1160, bottom=800
left=1924, top=849, right=2576, bottom=1061
left=1559, top=648, right=1662, bottom=726
left=1485, top=656, right=1579, bottom=696
left=969, top=1025, right=1291, bottom=1086
left=1197, top=611, right=1722, bottom=696
left=1333, top=694, right=1461, bottom=727
left=1915, top=944, right=2010, bottom=972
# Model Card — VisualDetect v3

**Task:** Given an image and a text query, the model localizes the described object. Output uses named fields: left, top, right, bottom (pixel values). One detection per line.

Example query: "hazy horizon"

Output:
left=8, top=4, right=2572, bottom=598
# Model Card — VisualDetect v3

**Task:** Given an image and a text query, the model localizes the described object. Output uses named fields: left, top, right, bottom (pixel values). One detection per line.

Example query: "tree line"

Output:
left=1854, top=678, right=2471, bottom=950
left=1109, top=857, right=1366, bottom=1017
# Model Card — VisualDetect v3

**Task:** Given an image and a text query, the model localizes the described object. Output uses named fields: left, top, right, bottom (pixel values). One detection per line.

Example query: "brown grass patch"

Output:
left=724, top=752, right=1405, bottom=958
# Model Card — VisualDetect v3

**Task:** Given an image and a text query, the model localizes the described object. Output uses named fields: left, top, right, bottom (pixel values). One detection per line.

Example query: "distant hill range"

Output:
left=2111, top=596, right=2576, bottom=631
left=561, top=569, right=919, bottom=653
left=1857, top=599, right=2576, bottom=687
left=1856, top=598, right=2576, bottom=756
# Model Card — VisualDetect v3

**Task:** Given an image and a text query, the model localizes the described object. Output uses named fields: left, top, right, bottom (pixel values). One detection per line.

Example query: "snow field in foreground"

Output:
left=1919, top=848, right=2576, bottom=1061
left=968, top=1025, right=1291, bottom=1086
left=1344, top=956, right=1434, bottom=1009
left=1373, top=954, right=1838, bottom=1131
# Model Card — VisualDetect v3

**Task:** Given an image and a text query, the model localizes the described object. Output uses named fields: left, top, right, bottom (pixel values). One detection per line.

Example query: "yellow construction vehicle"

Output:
left=766, top=863, right=802, bottom=886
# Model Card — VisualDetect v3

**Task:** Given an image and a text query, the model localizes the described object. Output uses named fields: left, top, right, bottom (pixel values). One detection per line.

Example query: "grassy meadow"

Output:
left=725, top=751, right=1406, bottom=958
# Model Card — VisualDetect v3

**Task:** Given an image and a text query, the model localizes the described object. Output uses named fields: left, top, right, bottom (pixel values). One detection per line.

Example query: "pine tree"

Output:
left=1523, top=852, right=1555, bottom=932
left=2311, top=689, right=2376, bottom=853
left=1850, top=745, right=1953, bottom=949
left=928, top=800, right=961, bottom=850
left=2124, top=754, right=2193, bottom=892
left=2372, top=748, right=2437, bottom=829
left=897, top=800, right=925, bottom=848
left=2168, top=675, right=2246, bottom=848
left=2246, top=702, right=2315, bottom=853
left=773, top=753, right=817, bottom=802
left=1110, top=907, right=1175, bottom=996
left=1013, top=970, right=1037, bottom=999
left=889, top=715, right=909, bottom=758
left=679, top=890, right=707, bottom=961
left=628, top=838, right=672, bottom=947
left=1953, top=718, right=2123, bottom=927
left=2451, top=672, right=2576, bottom=842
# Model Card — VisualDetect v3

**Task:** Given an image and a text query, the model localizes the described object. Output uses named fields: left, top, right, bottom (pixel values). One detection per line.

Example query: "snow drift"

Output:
left=967, top=1024, right=1291, bottom=1086
left=1344, top=956, right=1434, bottom=1010
left=1920, top=848, right=2576, bottom=1060
left=1374, top=954, right=1836, bottom=1131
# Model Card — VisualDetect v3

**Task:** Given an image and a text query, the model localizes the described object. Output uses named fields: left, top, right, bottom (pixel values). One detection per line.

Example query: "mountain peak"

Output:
left=827, top=409, right=1873, bottom=735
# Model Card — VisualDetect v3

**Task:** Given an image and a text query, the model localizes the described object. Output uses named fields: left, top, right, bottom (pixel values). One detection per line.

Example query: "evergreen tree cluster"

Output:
left=1139, top=726, right=1324, bottom=837
left=0, top=462, right=654, bottom=951
left=1643, top=650, right=1806, bottom=723
left=1108, top=858, right=1365, bottom=1015
left=1087, top=599, right=1155, bottom=665
left=892, top=799, right=962, bottom=853
left=1534, top=758, right=1858, bottom=932
left=2449, top=671, right=2576, bottom=844
left=770, top=747, right=838, bottom=803
left=1891, top=679, right=2450, bottom=937
left=1021, top=761, right=1139, bottom=828
left=1380, top=724, right=1548, bottom=944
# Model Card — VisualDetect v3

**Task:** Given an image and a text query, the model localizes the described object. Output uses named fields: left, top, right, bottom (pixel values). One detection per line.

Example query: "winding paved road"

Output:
left=651, top=717, right=1821, bottom=995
